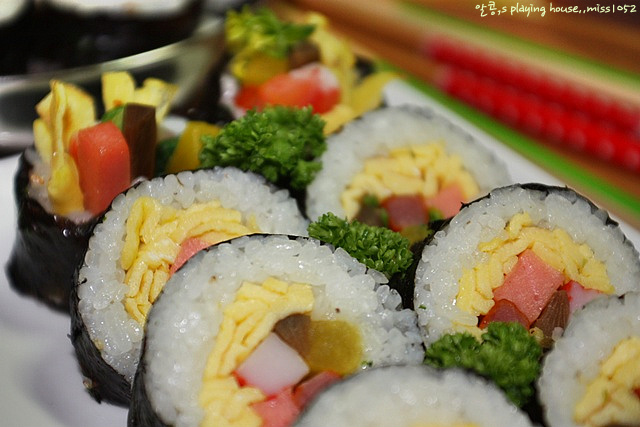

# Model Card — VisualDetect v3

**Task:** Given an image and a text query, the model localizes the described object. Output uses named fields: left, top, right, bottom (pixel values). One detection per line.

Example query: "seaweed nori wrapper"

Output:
left=70, top=276, right=132, bottom=406
left=5, top=150, right=98, bottom=312
left=128, top=344, right=169, bottom=427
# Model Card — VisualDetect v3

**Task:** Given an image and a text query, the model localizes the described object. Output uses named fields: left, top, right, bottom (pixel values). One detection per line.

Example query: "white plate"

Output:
left=1, top=79, right=639, bottom=426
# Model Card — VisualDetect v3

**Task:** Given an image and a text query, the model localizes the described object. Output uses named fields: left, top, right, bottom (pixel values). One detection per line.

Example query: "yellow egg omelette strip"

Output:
left=199, top=277, right=314, bottom=427
left=33, top=80, right=96, bottom=215
left=341, top=143, right=478, bottom=219
left=574, top=337, right=640, bottom=427
left=121, top=196, right=258, bottom=325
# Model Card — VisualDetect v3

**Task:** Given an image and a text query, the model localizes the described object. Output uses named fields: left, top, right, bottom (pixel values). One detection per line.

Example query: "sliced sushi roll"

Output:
left=6, top=72, right=177, bottom=312
left=413, top=183, right=640, bottom=347
left=128, top=234, right=424, bottom=427
left=294, top=365, right=538, bottom=427
left=70, top=167, right=309, bottom=406
left=305, top=104, right=511, bottom=242
left=539, top=291, right=640, bottom=427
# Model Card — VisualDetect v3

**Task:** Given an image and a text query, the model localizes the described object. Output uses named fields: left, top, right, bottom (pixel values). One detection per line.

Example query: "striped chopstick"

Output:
left=437, top=67, right=640, bottom=173
left=426, top=38, right=640, bottom=135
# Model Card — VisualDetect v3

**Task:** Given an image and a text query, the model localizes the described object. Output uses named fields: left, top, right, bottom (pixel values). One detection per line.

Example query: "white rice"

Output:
left=414, top=184, right=640, bottom=345
left=294, top=365, right=536, bottom=427
left=141, top=234, right=424, bottom=427
left=538, top=291, right=640, bottom=427
left=305, top=104, right=511, bottom=222
left=76, top=167, right=310, bottom=383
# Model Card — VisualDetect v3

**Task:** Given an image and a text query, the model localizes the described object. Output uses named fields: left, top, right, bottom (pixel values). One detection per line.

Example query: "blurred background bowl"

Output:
left=0, top=11, right=225, bottom=153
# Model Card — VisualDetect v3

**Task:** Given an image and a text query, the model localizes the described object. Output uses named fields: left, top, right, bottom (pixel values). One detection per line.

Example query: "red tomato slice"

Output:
left=251, top=387, right=300, bottom=427
left=256, top=63, right=340, bottom=114
left=381, top=195, right=429, bottom=232
left=72, top=121, right=131, bottom=215
left=235, top=85, right=264, bottom=111
left=478, top=299, right=529, bottom=329
left=493, top=249, right=565, bottom=325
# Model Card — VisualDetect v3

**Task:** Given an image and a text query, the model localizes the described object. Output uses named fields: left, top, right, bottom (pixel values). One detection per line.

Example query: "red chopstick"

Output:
left=437, top=67, right=640, bottom=173
left=425, top=37, right=640, bottom=135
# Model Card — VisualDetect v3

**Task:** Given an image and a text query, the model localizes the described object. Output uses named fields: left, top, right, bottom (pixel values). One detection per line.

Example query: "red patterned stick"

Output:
left=426, top=38, right=640, bottom=135
left=438, top=67, right=640, bottom=173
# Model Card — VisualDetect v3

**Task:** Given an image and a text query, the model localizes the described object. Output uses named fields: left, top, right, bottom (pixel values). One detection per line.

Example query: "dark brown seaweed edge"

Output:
left=5, top=150, right=98, bottom=313
left=69, top=276, right=132, bottom=406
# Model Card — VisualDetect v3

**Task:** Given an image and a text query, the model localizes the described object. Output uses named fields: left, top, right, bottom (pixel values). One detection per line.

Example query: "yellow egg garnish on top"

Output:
left=574, top=336, right=640, bottom=427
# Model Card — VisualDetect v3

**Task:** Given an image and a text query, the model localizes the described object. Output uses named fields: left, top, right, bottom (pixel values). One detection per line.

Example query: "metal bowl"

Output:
left=0, top=13, right=225, bottom=153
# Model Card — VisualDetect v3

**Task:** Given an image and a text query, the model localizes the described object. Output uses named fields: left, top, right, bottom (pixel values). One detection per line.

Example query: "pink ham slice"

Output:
left=493, top=249, right=565, bottom=326
left=426, top=184, right=465, bottom=218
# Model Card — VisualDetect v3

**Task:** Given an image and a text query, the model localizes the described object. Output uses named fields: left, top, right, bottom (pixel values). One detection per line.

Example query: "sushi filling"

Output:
left=121, top=196, right=259, bottom=324
left=455, top=212, right=613, bottom=343
left=574, top=336, right=640, bottom=426
left=198, top=277, right=361, bottom=427
left=341, top=143, right=477, bottom=239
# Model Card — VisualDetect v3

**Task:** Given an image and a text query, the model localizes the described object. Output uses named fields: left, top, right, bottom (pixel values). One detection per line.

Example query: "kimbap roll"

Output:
left=128, top=234, right=424, bottom=427
left=539, top=291, right=640, bottom=427
left=305, top=105, right=511, bottom=242
left=71, top=167, right=309, bottom=405
left=6, top=72, right=178, bottom=311
left=413, top=183, right=640, bottom=347
left=294, top=365, right=537, bottom=427
left=219, top=7, right=395, bottom=134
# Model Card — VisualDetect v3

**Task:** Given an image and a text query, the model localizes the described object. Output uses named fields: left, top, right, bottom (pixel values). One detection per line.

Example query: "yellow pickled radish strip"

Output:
left=134, top=78, right=179, bottom=122
left=102, top=71, right=135, bottom=110
left=304, top=319, right=362, bottom=375
left=166, top=121, right=221, bottom=173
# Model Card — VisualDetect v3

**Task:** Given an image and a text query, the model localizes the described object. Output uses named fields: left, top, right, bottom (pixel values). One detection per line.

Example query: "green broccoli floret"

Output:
left=198, top=106, right=326, bottom=190
left=424, top=322, right=542, bottom=407
left=308, top=212, right=414, bottom=278
left=225, top=6, right=315, bottom=58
